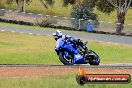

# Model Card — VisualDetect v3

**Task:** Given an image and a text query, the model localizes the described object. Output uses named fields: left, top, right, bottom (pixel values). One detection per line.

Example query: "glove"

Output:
left=74, top=39, right=82, bottom=44
left=83, top=41, right=88, bottom=46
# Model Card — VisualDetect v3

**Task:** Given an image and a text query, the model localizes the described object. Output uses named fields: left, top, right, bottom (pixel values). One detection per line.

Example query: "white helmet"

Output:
left=53, top=30, right=62, bottom=40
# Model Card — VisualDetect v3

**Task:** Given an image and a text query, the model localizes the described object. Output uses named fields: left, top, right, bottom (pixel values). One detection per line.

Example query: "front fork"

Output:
left=81, top=46, right=89, bottom=57
left=82, top=46, right=89, bottom=63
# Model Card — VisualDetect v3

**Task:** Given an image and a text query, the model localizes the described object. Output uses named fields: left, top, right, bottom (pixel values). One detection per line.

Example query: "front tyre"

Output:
left=58, top=51, right=74, bottom=65
left=88, top=50, right=100, bottom=65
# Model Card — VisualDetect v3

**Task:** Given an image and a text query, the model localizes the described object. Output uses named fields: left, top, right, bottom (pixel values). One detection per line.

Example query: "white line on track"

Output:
left=90, top=40, right=121, bottom=45
left=20, top=32, right=24, bottom=34
left=11, top=31, right=15, bottom=33
left=29, top=33, right=33, bottom=35
left=1, top=30, right=5, bottom=32
left=36, top=34, right=41, bottom=36
left=107, top=42, right=112, bottom=43
left=53, top=16, right=58, bottom=18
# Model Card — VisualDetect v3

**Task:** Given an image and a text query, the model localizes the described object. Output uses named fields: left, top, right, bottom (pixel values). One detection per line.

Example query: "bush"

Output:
left=36, top=18, right=57, bottom=27
left=70, top=0, right=99, bottom=30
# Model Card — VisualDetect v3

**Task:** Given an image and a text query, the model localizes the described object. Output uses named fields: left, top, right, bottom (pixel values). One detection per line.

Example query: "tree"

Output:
left=7, top=0, right=54, bottom=12
left=63, top=0, right=132, bottom=34
left=70, top=0, right=99, bottom=29
left=108, top=0, right=132, bottom=34
left=0, top=0, right=4, bottom=7
left=39, top=0, right=54, bottom=9
left=63, top=0, right=81, bottom=6
left=96, top=0, right=115, bottom=14
left=6, top=0, right=32, bottom=12
left=62, top=0, right=114, bottom=13
left=0, top=0, right=2, bottom=5
left=16, top=0, right=32, bottom=12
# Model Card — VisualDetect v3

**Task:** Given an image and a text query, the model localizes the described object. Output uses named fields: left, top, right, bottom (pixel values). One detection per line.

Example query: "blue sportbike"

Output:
left=54, top=37, right=100, bottom=65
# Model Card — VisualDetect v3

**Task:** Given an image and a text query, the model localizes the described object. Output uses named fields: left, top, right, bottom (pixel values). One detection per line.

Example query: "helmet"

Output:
left=53, top=30, right=62, bottom=40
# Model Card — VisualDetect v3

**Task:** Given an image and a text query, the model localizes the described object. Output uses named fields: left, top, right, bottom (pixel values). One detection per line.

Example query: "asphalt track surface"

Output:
left=0, top=64, right=132, bottom=69
left=0, top=26, right=132, bottom=45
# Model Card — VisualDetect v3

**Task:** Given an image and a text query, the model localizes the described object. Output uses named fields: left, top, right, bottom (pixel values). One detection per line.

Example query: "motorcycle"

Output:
left=55, top=38, right=100, bottom=65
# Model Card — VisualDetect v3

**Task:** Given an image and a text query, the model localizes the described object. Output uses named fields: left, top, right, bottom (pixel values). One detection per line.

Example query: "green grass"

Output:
left=0, top=22, right=48, bottom=30
left=0, top=31, right=132, bottom=64
left=0, top=74, right=131, bottom=88
left=0, top=31, right=60, bottom=64
left=88, top=41, right=132, bottom=64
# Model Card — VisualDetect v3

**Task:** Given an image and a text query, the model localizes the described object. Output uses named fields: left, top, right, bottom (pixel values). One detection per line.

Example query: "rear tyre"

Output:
left=88, top=50, right=100, bottom=65
left=58, top=51, right=74, bottom=65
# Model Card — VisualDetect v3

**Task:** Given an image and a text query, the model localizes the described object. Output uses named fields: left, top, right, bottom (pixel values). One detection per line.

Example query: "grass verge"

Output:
left=0, top=31, right=132, bottom=64
left=0, top=74, right=131, bottom=88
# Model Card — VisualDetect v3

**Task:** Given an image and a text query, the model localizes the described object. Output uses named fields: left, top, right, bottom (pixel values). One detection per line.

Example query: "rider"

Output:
left=52, top=30, right=87, bottom=55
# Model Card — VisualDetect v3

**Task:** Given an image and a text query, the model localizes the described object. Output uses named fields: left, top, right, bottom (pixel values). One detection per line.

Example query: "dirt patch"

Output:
left=0, top=67, right=77, bottom=78
left=85, top=68, right=132, bottom=75
left=0, top=67, right=131, bottom=78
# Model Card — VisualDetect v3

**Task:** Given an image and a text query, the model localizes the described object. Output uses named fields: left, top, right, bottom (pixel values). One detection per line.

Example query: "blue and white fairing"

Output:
left=55, top=38, right=64, bottom=53
left=74, top=54, right=85, bottom=64
left=55, top=37, right=85, bottom=64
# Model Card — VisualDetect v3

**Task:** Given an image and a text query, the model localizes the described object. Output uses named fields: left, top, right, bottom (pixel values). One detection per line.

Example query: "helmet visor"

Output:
left=53, top=35, right=58, bottom=40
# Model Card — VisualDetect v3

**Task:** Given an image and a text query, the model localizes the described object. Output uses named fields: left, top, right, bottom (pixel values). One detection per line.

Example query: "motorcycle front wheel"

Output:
left=58, top=51, right=74, bottom=65
left=88, top=50, right=100, bottom=65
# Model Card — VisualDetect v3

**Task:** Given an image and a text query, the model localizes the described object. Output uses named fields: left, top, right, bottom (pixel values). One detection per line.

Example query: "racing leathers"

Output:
left=55, top=35, right=87, bottom=55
